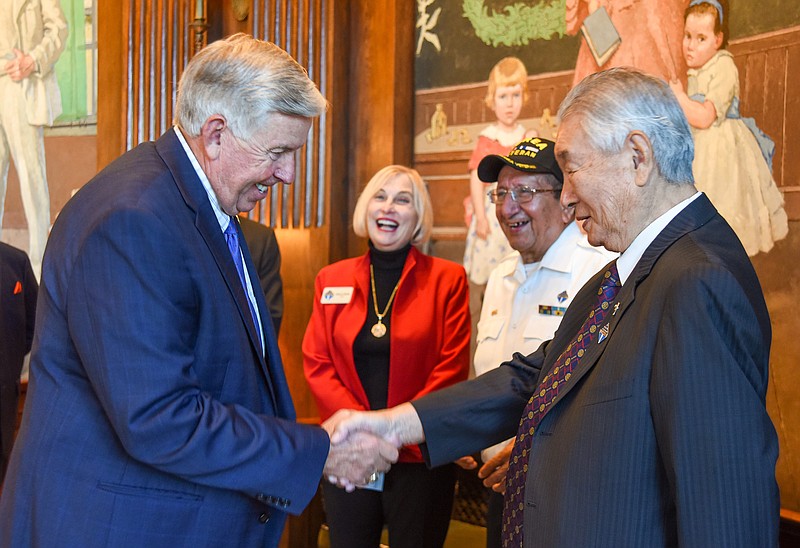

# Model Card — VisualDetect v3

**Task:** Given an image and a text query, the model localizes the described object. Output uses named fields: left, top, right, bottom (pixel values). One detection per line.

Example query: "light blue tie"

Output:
left=224, top=218, right=261, bottom=337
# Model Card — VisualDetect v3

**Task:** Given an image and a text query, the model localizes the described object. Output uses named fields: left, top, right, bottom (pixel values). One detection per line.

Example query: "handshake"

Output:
left=320, top=402, right=424, bottom=492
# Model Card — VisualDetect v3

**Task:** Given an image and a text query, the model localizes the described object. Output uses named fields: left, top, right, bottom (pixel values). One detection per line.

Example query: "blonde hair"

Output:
left=352, top=165, right=433, bottom=246
left=485, top=57, right=529, bottom=108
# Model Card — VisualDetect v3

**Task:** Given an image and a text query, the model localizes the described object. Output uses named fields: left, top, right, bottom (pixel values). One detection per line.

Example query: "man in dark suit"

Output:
left=239, top=216, right=283, bottom=335
left=0, top=34, right=397, bottom=547
left=0, top=242, right=37, bottom=482
left=325, top=67, right=779, bottom=546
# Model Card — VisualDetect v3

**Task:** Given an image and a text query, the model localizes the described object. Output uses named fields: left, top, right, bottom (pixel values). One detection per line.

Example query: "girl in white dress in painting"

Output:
left=669, top=0, right=788, bottom=256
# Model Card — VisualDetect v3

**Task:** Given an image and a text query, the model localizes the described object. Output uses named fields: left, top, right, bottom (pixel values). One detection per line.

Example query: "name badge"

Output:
left=321, top=286, right=354, bottom=304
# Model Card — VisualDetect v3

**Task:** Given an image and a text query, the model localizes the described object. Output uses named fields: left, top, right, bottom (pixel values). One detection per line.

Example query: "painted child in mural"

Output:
left=669, top=0, right=788, bottom=256
left=0, top=0, right=67, bottom=280
left=463, top=57, right=536, bottom=288
left=567, top=0, right=688, bottom=86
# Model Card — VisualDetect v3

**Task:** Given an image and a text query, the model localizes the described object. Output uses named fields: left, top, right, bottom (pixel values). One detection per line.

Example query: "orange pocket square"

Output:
left=13, top=281, right=22, bottom=294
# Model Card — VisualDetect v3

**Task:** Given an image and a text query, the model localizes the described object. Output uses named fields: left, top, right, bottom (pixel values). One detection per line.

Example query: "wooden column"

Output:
left=345, top=0, right=415, bottom=258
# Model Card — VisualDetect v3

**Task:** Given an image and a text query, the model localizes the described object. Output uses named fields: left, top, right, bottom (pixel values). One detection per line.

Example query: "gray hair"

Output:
left=557, top=67, right=694, bottom=185
left=175, top=33, right=327, bottom=139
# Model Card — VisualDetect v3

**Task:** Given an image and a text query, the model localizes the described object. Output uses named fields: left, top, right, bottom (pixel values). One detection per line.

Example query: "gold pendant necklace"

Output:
left=370, top=263, right=401, bottom=338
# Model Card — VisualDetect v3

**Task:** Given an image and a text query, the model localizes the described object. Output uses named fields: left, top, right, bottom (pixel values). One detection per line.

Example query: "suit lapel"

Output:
left=541, top=195, right=717, bottom=413
left=153, top=130, right=279, bottom=412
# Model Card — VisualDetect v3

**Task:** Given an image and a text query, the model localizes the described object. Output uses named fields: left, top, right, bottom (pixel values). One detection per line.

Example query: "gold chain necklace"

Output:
left=369, top=263, right=401, bottom=338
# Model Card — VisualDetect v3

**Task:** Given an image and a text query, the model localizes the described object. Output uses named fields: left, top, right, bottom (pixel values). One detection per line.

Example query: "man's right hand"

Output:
left=322, top=429, right=398, bottom=492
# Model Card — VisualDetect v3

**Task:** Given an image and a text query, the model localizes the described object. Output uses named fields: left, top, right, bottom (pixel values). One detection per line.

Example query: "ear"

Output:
left=714, top=31, right=723, bottom=50
left=199, top=115, right=227, bottom=161
left=626, top=131, right=654, bottom=188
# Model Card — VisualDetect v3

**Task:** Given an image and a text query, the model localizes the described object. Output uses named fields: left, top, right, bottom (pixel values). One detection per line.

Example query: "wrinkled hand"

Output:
left=455, top=455, right=477, bottom=470
left=4, top=49, right=35, bottom=82
left=322, top=428, right=398, bottom=493
left=478, top=440, right=514, bottom=494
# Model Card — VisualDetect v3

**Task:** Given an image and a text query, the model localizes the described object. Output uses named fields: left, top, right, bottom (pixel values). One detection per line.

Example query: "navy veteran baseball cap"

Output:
left=477, top=137, right=563, bottom=185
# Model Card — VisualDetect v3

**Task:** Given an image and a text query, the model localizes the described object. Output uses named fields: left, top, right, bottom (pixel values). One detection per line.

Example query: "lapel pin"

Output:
left=612, top=302, right=620, bottom=316
left=557, top=290, right=568, bottom=303
left=598, top=323, right=610, bottom=343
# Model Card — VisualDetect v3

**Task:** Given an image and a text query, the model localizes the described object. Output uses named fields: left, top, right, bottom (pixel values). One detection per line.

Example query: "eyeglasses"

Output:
left=487, top=186, right=561, bottom=204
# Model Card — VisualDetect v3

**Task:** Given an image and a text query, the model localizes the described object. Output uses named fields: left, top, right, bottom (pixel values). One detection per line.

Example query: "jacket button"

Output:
left=258, top=512, right=270, bottom=524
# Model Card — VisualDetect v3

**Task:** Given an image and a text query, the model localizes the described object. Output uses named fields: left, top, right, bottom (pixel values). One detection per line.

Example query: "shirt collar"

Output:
left=617, top=191, right=702, bottom=285
left=174, top=125, right=230, bottom=232
left=510, top=221, right=582, bottom=281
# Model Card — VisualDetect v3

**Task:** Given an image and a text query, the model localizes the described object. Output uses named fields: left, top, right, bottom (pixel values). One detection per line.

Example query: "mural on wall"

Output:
left=414, top=0, right=795, bottom=256
left=669, top=0, right=787, bottom=255
left=567, top=0, right=687, bottom=86
left=0, top=0, right=68, bottom=280
left=463, top=57, right=537, bottom=286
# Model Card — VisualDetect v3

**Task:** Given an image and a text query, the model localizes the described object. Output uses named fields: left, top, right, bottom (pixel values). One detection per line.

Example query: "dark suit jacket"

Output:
left=0, top=242, right=37, bottom=476
left=239, top=217, right=283, bottom=335
left=0, top=129, right=329, bottom=547
left=414, top=194, right=779, bottom=547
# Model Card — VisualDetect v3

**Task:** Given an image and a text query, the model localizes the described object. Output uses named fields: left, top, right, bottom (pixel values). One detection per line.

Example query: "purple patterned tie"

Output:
left=501, top=262, right=621, bottom=547
left=224, top=218, right=260, bottom=335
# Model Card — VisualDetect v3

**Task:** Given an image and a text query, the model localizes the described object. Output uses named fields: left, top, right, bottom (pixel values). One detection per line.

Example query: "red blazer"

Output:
left=303, top=246, right=470, bottom=462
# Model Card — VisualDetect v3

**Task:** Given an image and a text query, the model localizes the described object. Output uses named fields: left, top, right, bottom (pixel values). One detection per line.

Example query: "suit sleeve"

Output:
left=302, top=272, right=367, bottom=419
left=413, top=345, right=547, bottom=467
left=408, top=267, right=470, bottom=401
left=650, top=265, right=778, bottom=545
left=66, top=207, right=328, bottom=514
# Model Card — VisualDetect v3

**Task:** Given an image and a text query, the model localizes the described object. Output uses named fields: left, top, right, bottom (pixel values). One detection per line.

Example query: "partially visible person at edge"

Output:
left=0, top=242, right=38, bottom=483
left=0, top=34, right=397, bottom=548
left=325, top=67, right=779, bottom=547
left=303, top=165, right=470, bottom=548
left=457, top=136, right=616, bottom=548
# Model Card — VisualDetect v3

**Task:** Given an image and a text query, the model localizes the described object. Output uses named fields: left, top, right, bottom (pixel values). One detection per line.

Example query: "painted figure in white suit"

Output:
left=0, top=0, right=67, bottom=279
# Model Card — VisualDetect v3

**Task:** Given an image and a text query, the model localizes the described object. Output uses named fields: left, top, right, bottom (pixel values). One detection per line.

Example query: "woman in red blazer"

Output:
left=303, top=165, right=470, bottom=548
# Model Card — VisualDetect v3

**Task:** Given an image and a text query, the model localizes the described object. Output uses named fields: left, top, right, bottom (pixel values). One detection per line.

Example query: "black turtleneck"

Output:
left=352, top=241, right=411, bottom=410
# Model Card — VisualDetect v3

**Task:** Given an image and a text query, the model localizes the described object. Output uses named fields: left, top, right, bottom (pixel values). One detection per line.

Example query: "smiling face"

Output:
left=492, top=84, right=524, bottom=129
left=495, top=167, right=569, bottom=264
left=555, top=118, right=641, bottom=253
left=683, top=12, right=722, bottom=69
left=206, top=112, right=312, bottom=215
left=366, top=174, right=419, bottom=252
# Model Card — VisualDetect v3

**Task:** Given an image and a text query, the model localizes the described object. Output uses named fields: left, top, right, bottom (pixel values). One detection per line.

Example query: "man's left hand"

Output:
left=478, top=440, right=514, bottom=494
left=4, top=49, right=36, bottom=81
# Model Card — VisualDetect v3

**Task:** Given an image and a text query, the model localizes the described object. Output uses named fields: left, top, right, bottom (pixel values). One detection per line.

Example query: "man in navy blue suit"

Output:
left=328, top=67, right=779, bottom=546
left=0, top=242, right=37, bottom=483
left=0, top=34, right=397, bottom=547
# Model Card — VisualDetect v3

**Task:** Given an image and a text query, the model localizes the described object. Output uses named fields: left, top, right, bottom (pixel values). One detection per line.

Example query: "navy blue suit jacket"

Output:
left=0, top=130, right=329, bottom=547
left=415, top=194, right=779, bottom=546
